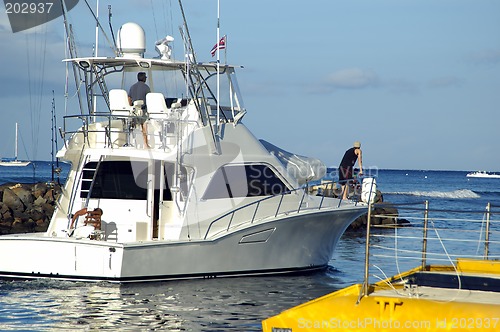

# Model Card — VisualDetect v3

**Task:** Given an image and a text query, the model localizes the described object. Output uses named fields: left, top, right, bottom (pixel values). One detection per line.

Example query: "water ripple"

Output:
left=0, top=271, right=341, bottom=331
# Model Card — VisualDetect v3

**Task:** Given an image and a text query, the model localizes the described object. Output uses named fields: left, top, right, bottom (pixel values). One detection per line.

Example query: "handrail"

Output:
left=360, top=201, right=500, bottom=298
left=203, top=180, right=363, bottom=239
left=61, top=111, right=198, bottom=149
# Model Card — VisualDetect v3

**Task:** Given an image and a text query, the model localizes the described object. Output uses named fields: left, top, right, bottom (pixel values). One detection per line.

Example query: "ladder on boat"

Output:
left=81, top=158, right=102, bottom=204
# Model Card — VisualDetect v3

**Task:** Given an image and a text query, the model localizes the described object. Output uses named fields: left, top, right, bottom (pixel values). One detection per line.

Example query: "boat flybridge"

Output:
left=0, top=22, right=368, bottom=282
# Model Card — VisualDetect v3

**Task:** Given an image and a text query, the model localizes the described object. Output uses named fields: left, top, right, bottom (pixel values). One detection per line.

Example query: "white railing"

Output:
left=203, top=181, right=364, bottom=239
left=361, top=201, right=500, bottom=296
left=61, top=112, right=198, bottom=150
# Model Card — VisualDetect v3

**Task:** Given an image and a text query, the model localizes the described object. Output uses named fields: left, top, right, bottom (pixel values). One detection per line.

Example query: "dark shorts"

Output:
left=338, top=167, right=353, bottom=183
left=132, top=107, right=148, bottom=126
left=132, top=115, right=147, bottom=126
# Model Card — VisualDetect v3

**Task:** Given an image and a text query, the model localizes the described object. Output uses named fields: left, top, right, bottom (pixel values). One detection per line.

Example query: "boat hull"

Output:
left=0, top=206, right=365, bottom=282
left=263, top=283, right=500, bottom=331
left=263, top=260, right=500, bottom=331
left=0, top=161, right=31, bottom=167
left=466, top=171, right=500, bottom=178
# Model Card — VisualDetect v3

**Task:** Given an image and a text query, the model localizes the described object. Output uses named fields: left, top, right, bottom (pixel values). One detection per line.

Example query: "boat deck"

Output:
left=371, top=285, right=500, bottom=305
left=407, top=270, right=500, bottom=290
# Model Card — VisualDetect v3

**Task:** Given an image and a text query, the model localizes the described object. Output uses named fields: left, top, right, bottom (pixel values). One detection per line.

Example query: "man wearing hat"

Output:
left=128, top=72, right=151, bottom=148
left=338, top=141, right=363, bottom=199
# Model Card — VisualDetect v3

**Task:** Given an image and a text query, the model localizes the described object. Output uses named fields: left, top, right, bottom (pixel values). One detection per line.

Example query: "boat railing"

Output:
left=203, top=180, right=363, bottom=239
left=361, top=201, right=500, bottom=296
left=61, top=111, right=199, bottom=150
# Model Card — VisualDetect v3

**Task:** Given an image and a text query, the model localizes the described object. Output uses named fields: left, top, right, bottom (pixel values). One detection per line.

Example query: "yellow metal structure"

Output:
left=262, top=259, right=500, bottom=331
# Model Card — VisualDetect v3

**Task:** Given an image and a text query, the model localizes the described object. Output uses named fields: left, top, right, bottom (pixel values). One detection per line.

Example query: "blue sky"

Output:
left=0, top=0, right=499, bottom=171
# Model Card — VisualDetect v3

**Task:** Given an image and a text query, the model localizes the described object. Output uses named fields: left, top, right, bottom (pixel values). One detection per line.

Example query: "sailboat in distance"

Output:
left=0, top=123, right=31, bottom=167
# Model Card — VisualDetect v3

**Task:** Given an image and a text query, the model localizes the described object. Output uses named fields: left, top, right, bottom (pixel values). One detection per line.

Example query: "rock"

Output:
left=25, top=207, right=44, bottom=222
left=41, top=202, right=55, bottom=217
left=0, top=202, right=9, bottom=215
left=0, top=182, right=62, bottom=235
left=0, top=221, right=11, bottom=233
left=347, top=201, right=410, bottom=231
left=12, top=185, right=34, bottom=207
left=1, top=210, right=13, bottom=223
left=397, top=218, right=411, bottom=226
left=34, top=196, right=47, bottom=206
left=34, top=219, right=49, bottom=232
left=44, top=188, right=58, bottom=201
left=33, top=183, right=48, bottom=199
left=2, top=188, right=25, bottom=212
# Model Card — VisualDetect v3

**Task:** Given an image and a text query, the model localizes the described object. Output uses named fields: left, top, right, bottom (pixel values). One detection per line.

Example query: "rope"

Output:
left=365, top=201, right=499, bottom=298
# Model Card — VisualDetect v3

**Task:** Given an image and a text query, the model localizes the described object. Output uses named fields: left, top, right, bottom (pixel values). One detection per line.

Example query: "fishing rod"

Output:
left=51, top=90, right=61, bottom=184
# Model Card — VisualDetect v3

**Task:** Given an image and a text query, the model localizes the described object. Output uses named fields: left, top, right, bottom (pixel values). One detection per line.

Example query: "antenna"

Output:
left=82, top=0, right=117, bottom=55
left=108, top=5, right=116, bottom=48
left=95, top=0, right=99, bottom=57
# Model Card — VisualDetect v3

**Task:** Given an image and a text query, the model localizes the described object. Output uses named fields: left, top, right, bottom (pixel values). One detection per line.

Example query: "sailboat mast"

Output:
left=15, top=122, right=19, bottom=161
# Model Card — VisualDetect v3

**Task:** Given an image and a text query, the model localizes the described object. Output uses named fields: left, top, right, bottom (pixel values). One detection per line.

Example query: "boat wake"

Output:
left=387, top=189, right=480, bottom=199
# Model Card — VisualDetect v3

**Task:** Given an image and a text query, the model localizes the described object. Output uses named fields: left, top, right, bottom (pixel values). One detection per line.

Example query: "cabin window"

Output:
left=80, top=161, right=172, bottom=200
left=202, top=164, right=289, bottom=199
left=80, top=161, right=147, bottom=199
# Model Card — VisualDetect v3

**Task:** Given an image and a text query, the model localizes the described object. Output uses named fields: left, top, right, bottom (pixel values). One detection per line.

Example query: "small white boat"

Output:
left=466, top=171, right=500, bottom=179
left=0, top=3, right=369, bottom=282
left=0, top=123, right=30, bottom=167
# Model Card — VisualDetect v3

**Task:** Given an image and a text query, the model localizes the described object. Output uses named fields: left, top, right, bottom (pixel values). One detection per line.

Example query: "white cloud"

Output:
left=325, top=68, right=379, bottom=89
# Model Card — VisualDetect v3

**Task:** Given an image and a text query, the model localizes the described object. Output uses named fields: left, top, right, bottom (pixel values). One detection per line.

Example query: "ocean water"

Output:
left=0, top=161, right=70, bottom=186
left=0, top=166, right=499, bottom=331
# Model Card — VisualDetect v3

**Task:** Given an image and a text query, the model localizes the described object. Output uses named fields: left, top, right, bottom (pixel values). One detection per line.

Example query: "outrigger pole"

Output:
left=60, top=0, right=85, bottom=117
left=177, top=0, right=220, bottom=154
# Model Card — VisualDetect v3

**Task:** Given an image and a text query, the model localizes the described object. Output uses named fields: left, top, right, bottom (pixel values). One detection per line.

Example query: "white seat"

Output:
left=146, top=92, right=169, bottom=119
left=109, top=89, right=134, bottom=146
left=109, top=89, right=132, bottom=117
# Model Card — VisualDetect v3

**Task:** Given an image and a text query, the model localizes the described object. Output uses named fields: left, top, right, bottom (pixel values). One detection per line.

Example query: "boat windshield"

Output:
left=66, top=57, right=246, bottom=123
left=198, top=67, right=246, bottom=119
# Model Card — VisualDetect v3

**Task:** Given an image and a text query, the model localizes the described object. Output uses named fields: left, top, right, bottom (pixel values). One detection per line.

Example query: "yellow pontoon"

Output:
left=263, top=202, right=500, bottom=332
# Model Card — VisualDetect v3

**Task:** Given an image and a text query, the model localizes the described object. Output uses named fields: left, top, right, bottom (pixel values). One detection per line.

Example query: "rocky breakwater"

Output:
left=309, top=182, right=410, bottom=230
left=0, top=182, right=62, bottom=235
left=347, top=191, right=410, bottom=231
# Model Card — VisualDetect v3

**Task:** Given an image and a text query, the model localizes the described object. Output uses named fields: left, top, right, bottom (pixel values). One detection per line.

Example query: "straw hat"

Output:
left=353, top=141, right=361, bottom=148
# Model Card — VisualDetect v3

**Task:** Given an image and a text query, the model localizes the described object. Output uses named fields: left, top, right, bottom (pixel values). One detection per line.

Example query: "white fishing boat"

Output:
left=466, top=171, right=500, bottom=179
left=0, top=123, right=31, bottom=167
left=0, top=2, right=369, bottom=282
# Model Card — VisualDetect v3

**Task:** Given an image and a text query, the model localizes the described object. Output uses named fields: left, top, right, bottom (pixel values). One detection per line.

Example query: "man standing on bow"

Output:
left=338, top=141, right=363, bottom=200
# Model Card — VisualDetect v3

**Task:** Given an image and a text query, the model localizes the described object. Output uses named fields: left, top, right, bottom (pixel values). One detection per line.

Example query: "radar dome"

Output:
left=117, top=22, right=146, bottom=58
